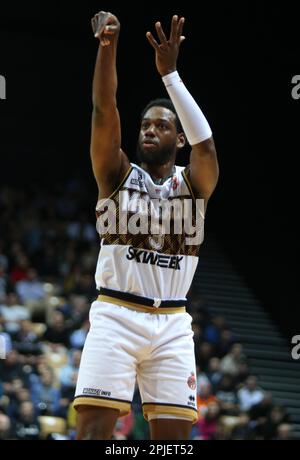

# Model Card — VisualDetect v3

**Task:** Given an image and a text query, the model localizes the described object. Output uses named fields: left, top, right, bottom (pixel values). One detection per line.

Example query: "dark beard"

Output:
left=136, top=141, right=176, bottom=166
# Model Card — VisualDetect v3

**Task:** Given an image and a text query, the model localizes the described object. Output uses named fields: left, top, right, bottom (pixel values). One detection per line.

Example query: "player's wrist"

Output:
left=162, top=70, right=180, bottom=81
left=159, top=67, right=177, bottom=78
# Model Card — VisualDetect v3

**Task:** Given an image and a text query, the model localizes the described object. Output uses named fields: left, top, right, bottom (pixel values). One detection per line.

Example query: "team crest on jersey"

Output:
left=172, top=176, right=179, bottom=191
left=187, top=372, right=197, bottom=390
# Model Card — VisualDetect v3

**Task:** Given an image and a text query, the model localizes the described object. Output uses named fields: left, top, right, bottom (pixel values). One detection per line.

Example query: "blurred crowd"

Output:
left=0, top=182, right=294, bottom=440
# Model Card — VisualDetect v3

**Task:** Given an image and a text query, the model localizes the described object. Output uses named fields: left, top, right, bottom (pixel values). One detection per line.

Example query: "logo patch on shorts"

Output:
left=187, top=372, right=196, bottom=390
left=188, top=395, right=196, bottom=407
left=83, top=387, right=111, bottom=397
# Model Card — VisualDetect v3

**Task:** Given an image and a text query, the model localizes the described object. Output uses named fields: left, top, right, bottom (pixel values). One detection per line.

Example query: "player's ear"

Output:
left=176, top=132, right=186, bottom=150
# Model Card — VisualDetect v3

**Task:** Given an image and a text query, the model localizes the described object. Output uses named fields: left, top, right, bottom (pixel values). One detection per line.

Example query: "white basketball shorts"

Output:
left=74, top=300, right=198, bottom=423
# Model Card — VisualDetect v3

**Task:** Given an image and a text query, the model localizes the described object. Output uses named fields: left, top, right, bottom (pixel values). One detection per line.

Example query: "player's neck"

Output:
left=141, top=161, right=175, bottom=185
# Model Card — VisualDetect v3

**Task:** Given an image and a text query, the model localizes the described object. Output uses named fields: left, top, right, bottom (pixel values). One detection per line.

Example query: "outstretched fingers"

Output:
left=170, top=14, right=185, bottom=44
left=146, top=31, right=160, bottom=50
left=170, top=15, right=185, bottom=44
left=177, top=17, right=185, bottom=40
left=155, top=22, right=168, bottom=44
left=170, top=15, right=178, bottom=42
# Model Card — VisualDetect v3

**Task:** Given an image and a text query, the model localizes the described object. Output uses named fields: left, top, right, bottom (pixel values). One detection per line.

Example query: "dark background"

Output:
left=0, top=1, right=299, bottom=338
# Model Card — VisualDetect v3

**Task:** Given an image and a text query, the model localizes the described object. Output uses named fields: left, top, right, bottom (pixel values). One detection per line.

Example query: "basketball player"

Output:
left=74, top=11, right=219, bottom=440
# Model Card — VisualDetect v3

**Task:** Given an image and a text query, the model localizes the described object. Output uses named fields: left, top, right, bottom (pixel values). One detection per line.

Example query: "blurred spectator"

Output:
left=220, top=343, right=247, bottom=377
left=69, top=319, right=89, bottom=349
left=59, top=350, right=82, bottom=399
left=66, top=216, right=96, bottom=243
left=68, top=295, right=90, bottom=329
left=258, top=405, right=289, bottom=440
left=203, top=315, right=226, bottom=345
left=10, top=254, right=30, bottom=283
left=216, top=328, right=235, bottom=358
left=34, top=242, right=60, bottom=279
left=0, top=328, right=13, bottom=356
left=188, top=296, right=210, bottom=327
left=7, top=387, right=31, bottom=420
left=275, top=423, right=293, bottom=440
left=73, top=272, right=97, bottom=302
left=248, top=392, right=273, bottom=426
left=16, top=268, right=45, bottom=303
left=0, top=413, right=12, bottom=440
left=215, top=374, right=239, bottom=416
left=13, top=320, right=42, bottom=355
left=196, top=342, right=215, bottom=372
left=12, top=401, right=40, bottom=440
left=0, top=264, right=13, bottom=303
left=0, top=292, right=30, bottom=335
left=235, top=360, right=250, bottom=385
left=197, top=382, right=218, bottom=420
left=237, top=375, right=264, bottom=412
left=196, top=365, right=210, bottom=389
left=0, top=241, right=9, bottom=272
left=0, top=350, right=30, bottom=391
left=30, top=367, right=65, bottom=417
left=194, top=401, right=220, bottom=440
left=43, top=310, right=71, bottom=347
left=231, top=412, right=255, bottom=440
left=206, top=357, right=223, bottom=392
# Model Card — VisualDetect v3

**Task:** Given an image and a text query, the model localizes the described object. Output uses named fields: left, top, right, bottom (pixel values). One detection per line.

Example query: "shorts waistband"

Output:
left=97, top=287, right=186, bottom=314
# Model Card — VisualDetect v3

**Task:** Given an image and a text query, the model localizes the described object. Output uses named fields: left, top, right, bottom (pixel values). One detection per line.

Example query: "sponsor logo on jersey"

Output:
left=130, top=178, right=144, bottom=187
left=126, top=246, right=183, bottom=270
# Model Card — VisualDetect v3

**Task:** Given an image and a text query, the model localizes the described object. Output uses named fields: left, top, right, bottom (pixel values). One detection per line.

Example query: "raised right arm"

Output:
left=91, top=12, right=130, bottom=199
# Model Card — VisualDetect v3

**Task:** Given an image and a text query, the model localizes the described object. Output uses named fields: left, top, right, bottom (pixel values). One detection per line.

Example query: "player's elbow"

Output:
left=93, top=105, right=104, bottom=119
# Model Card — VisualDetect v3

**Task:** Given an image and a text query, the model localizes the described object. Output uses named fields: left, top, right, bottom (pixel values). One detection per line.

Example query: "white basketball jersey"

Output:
left=95, top=163, right=204, bottom=300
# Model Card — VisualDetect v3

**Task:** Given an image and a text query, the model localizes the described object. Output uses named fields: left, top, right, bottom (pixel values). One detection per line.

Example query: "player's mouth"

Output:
left=142, top=139, right=158, bottom=148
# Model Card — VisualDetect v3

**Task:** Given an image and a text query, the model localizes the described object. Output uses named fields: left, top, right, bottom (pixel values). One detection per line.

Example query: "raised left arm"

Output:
left=147, top=15, right=219, bottom=203
left=189, top=137, right=219, bottom=202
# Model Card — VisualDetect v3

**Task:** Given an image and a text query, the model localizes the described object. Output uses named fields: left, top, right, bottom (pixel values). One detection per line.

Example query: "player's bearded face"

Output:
left=136, top=138, right=177, bottom=166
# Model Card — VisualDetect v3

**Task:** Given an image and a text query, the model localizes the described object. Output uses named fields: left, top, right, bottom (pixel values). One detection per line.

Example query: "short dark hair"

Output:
left=141, top=98, right=183, bottom=133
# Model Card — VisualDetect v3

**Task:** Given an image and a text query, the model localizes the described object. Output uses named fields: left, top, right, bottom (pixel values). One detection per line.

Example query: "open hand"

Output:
left=146, top=15, right=185, bottom=76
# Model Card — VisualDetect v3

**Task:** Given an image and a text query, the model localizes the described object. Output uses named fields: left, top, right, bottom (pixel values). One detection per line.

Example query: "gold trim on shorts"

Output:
left=143, top=403, right=198, bottom=424
left=73, top=396, right=131, bottom=417
left=97, top=295, right=186, bottom=314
